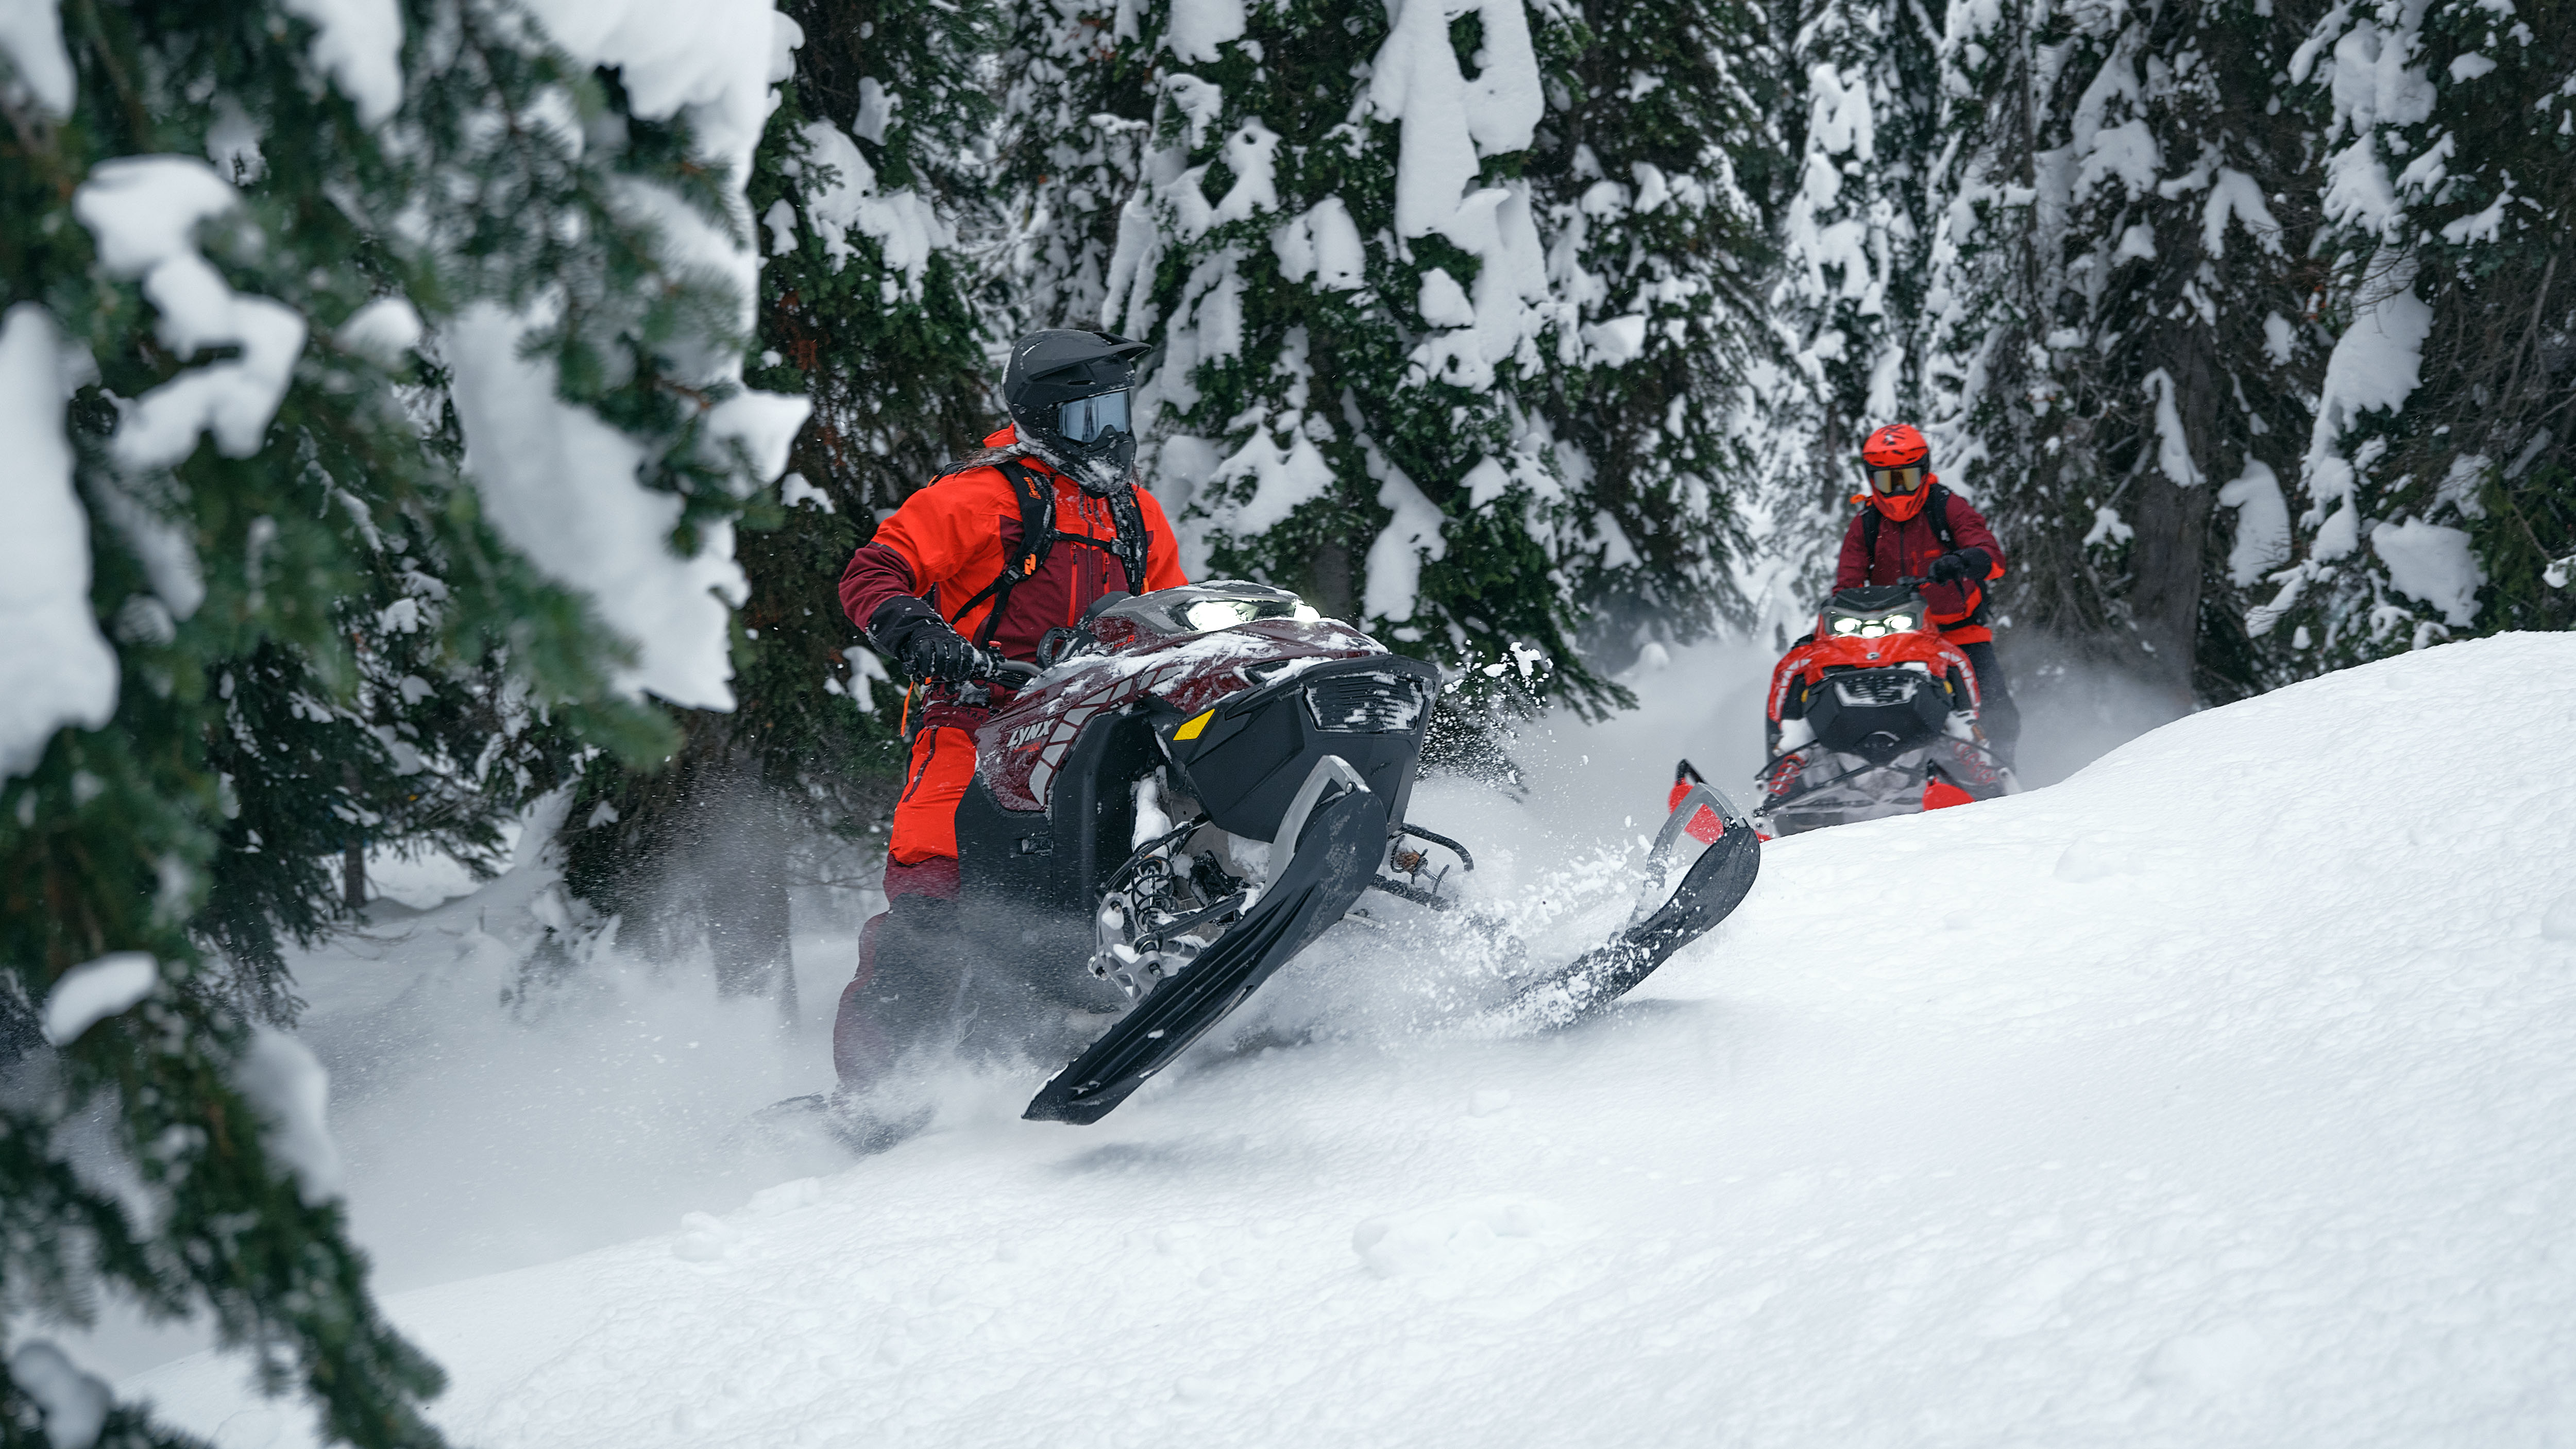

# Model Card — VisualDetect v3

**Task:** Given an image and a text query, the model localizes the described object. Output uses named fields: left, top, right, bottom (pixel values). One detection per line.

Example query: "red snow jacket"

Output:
left=1833, top=485, right=2007, bottom=645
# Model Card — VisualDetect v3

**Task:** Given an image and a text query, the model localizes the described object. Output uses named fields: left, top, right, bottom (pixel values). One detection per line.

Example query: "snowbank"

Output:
left=128, top=634, right=2576, bottom=1446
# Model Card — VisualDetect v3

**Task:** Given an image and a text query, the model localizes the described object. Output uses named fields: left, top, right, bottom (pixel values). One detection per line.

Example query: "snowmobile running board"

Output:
left=1493, top=779, right=1764, bottom=1029
left=1025, top=756, right=1389, bottom=1125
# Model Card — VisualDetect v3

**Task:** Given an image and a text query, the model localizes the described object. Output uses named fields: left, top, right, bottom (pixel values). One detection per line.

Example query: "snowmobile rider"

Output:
left=1835, top=424, right=2020, bottom=762
left=838, top=328, right=1190, bottom=900
left=829, top=330, right=1188, bottom=1085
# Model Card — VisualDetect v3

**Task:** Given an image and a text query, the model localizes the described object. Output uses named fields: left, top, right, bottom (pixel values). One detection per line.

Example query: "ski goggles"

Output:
left=1867, top=463, right=1926, bottom=495
left=1057, top=390, right=1131, bottom=444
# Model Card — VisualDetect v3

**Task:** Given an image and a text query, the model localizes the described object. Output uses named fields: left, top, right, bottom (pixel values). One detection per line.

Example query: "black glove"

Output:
left=868, top=595, right=982, bottom=684
left=1928, top=548, right=1988, bottom=584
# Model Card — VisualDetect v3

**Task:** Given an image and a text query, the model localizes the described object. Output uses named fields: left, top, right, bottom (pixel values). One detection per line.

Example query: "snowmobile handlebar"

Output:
left=963, top=652, right=1041, bottom=690
left=972, top=652, right=1044, bottom=689
left=945, top=650, right=1042, bottom=706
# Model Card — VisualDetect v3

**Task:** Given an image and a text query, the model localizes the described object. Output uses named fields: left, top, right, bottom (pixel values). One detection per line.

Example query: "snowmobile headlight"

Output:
left=1858, top=623, right=1886, bottom=638
left=1885, top=613, right=1914, bottom=631
left=1832, top=617, right=1864, bottom=634
left=1184, top=600, right=1261, bottom=632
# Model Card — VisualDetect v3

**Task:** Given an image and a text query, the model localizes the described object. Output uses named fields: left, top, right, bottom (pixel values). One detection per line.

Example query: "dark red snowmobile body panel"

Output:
left=950, top=585, right=1438, bottom=939
left=971, top=616, right=1381, bottom=813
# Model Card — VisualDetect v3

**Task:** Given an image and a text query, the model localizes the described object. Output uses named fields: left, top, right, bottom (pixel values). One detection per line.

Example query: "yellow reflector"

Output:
left=1173, top=710, right=1214, bottom=742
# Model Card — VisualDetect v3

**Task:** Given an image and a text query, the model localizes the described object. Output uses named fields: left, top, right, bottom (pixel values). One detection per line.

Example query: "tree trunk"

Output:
left=342, top=763, right=366, bottom=911
left=702, top=760, right=799, bottom=1023
left=2127, top=470, right=2210, bottom=707
left=2126, top=347, right=2219, bottom=711
left=1309, top=538, right=1357, bottom=621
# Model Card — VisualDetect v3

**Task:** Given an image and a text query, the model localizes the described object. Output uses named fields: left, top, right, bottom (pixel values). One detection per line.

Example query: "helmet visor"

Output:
left=1868, top=463, right=1925, bottom=496
left=1057, top=390, right=1131, bottom=445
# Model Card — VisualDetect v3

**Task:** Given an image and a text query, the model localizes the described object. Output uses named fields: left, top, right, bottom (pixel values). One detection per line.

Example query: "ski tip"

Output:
left=1022, top=1073, right=1125, bottom=1126
left=1674, top=757, right=1705, bottom=784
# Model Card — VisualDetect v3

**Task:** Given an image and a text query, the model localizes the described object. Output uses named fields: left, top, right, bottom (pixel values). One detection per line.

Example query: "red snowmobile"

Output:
left=858, top=581, right=1762, bottom=1126
left=1717, top=582, right=2014, bottom=838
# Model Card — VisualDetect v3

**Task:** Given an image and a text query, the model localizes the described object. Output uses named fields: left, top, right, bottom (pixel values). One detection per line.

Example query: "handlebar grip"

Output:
left=975, top=653, right=1043, bottom=688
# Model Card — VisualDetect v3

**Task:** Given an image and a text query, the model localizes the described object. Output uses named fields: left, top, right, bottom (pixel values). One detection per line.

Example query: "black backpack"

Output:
left=941, top=458, right=1151, bottom=648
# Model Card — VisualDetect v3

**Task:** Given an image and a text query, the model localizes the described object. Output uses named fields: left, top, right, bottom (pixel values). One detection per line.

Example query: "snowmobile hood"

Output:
left=971, top=588, right=1405, bottom=820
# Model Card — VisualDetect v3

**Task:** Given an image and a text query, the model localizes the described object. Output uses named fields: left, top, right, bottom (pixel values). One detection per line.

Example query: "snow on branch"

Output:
left=73, top=157, right=308, bottom=471
left=1369, top=0, right=1546, bottom=240
left=0, top=305, right=118, bottom=780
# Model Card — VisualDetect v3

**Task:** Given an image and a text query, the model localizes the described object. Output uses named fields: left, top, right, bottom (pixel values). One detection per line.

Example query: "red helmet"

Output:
left=1859, top=424, right=1934, bottom=522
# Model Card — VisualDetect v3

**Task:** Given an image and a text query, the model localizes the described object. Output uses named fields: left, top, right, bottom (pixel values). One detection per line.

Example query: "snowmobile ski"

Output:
left=1495, top=776, right=1762, bottom=1029
left=1024, top=756, right=1391, bottom=1124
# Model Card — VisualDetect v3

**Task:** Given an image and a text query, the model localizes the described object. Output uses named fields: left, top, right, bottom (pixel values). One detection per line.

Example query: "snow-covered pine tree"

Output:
left=561, top=0, right=1002, bottom=995
left=1524, top=0, right=1775, bottom=658
left=1082, top=0, right=1762, bottom=709
left=1923, top=0, right=2321, bottom=710
left=1002, top=0, right=1163, bottom=330
left=1754, top=0, right=1942, bottom=606
left=2249, top=0, right=2575, bottom=659
left=193, top=620, right=586, bottom=1023
left=0, top=0, right=799, bottom=1440
left=1090, top=0, right=1578, bottom=696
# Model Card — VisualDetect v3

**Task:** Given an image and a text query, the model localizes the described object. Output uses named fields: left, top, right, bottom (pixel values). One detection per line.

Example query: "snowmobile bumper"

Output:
left=1753, top=738, right=2012, bottom=837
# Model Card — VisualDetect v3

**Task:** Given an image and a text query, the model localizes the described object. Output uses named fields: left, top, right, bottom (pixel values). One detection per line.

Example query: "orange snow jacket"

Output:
left=838, top=426, right=1189, bottom=664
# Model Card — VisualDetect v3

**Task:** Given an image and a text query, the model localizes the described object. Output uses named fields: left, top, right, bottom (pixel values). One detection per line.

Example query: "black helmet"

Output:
left=1004, top=329, right=1150, bottom=496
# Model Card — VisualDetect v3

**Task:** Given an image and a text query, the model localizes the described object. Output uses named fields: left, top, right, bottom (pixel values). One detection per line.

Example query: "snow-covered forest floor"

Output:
left=118, top=632, right=2576, bottom=1447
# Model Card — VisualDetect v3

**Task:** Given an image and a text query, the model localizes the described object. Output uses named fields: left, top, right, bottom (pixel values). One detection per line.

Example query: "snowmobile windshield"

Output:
left=1182, top=597, right=1319, bottom=632
left=1056, top=390, right=1130, bottom=444
left=1097, top=582, right=1325, bottom=638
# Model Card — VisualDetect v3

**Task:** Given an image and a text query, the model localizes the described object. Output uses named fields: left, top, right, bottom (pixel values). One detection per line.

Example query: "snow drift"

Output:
left=130, top=633, right=2576, bottom=1446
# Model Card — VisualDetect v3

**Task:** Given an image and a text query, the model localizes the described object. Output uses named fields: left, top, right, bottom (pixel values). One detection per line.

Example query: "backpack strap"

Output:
left=1927, top=484, right=1959, bottom=551
left=946, top=459, right=1058, bottom=648
left=1028, top=485, right=1151, bottom=595
left=1104, top=488, right=1150, bottom=595
left=1861, top=485, right=1988, bottom=627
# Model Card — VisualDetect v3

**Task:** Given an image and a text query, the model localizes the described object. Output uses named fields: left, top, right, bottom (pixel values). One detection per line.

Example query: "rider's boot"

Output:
left=833, top=889, right=972, bottom=1092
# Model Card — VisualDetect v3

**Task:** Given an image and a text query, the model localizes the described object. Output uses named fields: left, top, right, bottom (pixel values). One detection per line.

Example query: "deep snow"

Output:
left=124, top=632, right=2576, bottom=1446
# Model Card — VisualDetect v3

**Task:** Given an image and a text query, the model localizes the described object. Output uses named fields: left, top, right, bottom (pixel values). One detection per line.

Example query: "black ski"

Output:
left=1024, top=771, right=1390, bottom=1124
left=1498, top=783, right=1763, bottom=1027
